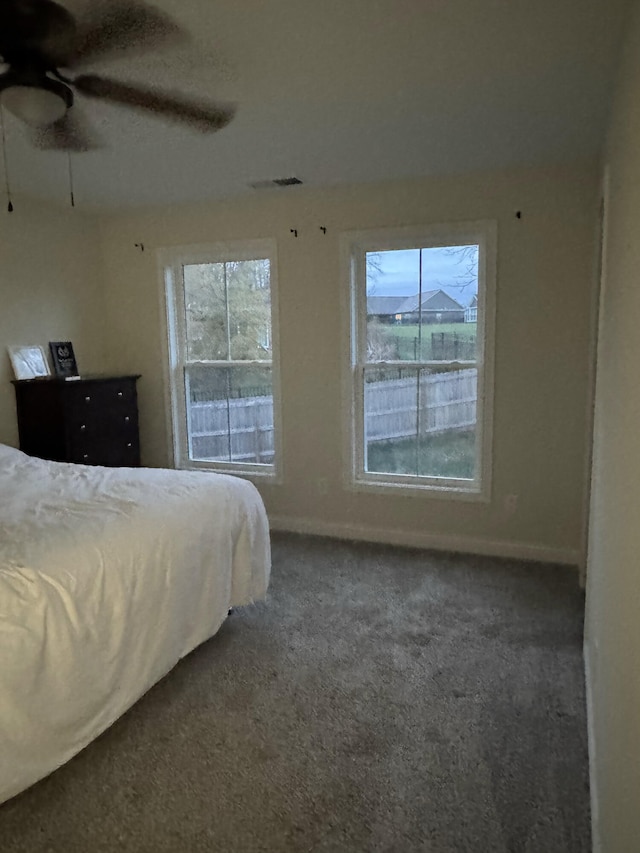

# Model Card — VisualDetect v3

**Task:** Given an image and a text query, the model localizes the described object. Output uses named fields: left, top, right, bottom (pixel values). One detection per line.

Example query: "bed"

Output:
left=0, top=444, right=270, bottom=804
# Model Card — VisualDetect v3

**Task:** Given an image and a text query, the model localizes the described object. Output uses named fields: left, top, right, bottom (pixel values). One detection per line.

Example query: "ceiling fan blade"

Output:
left=73, top=74, right=236, bottom=132
left=31, top=107, right=101, bottom=152
left=69, top=0, right=186, bottom=67
left=0, top=0, right=76, bottom=67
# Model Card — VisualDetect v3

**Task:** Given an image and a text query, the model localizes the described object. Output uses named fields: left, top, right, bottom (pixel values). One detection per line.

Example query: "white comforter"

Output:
left=0, top=445, right=270, bottom=804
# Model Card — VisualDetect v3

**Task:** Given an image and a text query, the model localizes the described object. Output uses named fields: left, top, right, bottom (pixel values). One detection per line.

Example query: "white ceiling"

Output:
left=1, top=0, right=632, bottom=210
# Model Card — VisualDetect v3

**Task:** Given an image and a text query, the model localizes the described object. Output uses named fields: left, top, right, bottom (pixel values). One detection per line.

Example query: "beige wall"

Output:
left=0, top=198, right=105, bottom=447
left=586, top=1, right=640, bottom=850
left=98, top=163, right=598, bottom=561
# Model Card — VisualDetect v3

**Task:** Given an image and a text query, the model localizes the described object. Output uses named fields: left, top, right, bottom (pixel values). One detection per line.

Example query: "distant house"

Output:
left=366, top=295, right=412, bottom=323
left=465, top=294, right=478, bottom=323
left=367, top=289, right=465, bottom=324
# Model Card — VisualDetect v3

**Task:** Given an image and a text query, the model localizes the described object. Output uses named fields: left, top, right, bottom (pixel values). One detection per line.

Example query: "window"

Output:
left=343, top=221, right=496, bottom=498
left=162, top=239, right=280, bottom=477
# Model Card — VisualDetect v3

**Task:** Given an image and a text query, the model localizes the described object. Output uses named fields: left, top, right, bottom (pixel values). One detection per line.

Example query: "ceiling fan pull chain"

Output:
left=0, top=107, right=14, bottom=213
left=67, top=151, right=75, bottom=208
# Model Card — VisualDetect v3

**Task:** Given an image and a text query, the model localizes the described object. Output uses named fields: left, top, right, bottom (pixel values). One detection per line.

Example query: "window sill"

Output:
left=177, top=460, right=282, bottom=485
left=349, top=475, right=489, bottom=503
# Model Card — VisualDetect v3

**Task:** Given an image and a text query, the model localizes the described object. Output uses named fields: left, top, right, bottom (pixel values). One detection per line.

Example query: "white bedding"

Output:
left=0, top=445, right=270, bottom=804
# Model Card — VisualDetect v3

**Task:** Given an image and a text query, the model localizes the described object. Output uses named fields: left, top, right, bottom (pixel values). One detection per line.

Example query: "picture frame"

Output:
left=49, top=341, right=79, bottom=378
left=8, top=345, right=51, bottom=380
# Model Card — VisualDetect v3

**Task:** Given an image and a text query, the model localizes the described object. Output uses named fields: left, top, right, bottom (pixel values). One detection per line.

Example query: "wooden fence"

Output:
left=189, top=395, right=275, bottom=463
left=364, top=369, right=477, bottom=442
left=396, top=331, right=476, bottom=361
left=188, top=368, right=477, bottom=462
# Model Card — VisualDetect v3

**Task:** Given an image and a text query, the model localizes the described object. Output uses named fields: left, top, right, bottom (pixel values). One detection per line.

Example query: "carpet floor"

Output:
left=0, top=533, right=590, bottom=853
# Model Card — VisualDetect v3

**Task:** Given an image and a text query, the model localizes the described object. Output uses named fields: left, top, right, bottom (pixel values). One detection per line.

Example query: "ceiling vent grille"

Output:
left=250, top=176, right=303, bottom=190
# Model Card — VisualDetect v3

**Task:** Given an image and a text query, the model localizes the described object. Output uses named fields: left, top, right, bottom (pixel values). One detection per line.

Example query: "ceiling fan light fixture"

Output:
left=0, top=76, right=72, bottom=128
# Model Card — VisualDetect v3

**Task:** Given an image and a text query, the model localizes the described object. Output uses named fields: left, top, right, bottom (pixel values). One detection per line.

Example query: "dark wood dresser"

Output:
left=12, top=375, right=141, bottom=467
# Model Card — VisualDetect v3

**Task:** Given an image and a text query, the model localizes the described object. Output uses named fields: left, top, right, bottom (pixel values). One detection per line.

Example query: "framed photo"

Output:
left=7, top=345, right=51, bottom=381
left=49, top=341, right=79, bottom=377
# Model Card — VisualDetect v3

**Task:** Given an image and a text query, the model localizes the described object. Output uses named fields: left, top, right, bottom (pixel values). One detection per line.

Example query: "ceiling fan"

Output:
left=0, top=0, right=236, bottom=151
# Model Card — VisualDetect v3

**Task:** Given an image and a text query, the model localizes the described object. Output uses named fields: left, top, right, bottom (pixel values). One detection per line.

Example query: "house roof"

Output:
left=366, top=296, right=412, bottom=316
left=367, top=290, right=464, bottom=316
left=403, top=290, right=465, bottom=312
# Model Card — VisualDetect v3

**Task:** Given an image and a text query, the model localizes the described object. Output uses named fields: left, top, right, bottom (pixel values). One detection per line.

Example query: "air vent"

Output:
left=250, top=176, right=303, bottom=190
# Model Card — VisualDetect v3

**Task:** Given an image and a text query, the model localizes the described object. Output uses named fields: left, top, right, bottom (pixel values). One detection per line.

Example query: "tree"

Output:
left=366, top=252, right=384, bottom=295
left=184, top=260, right=271, bottom=361
left=366, top=318, right=398, bottom=361
left=440, top=244, right=479, bottom=298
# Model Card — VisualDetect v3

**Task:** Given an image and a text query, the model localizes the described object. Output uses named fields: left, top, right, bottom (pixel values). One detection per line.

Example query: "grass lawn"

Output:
left=367, top=429, right=476, bottom=479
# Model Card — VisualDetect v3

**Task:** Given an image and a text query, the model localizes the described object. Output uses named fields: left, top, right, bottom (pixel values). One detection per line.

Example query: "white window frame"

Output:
left=160, top=239, right=282, bottom=481
left=341, top=221, right=496, bottom=501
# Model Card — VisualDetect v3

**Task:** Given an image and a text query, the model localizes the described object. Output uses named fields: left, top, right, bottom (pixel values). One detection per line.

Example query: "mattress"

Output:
left=0, top=444, right=270, bottom=803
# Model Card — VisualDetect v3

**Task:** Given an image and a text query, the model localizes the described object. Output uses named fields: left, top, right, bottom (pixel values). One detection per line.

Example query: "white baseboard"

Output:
left=268, top=515, right=580, bottom=566
left=584, top=642, right=601, bottom=853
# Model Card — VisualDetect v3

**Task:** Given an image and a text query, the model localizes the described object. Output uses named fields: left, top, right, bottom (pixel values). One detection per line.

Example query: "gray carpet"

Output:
left=0, top=533, right=590, bottom=853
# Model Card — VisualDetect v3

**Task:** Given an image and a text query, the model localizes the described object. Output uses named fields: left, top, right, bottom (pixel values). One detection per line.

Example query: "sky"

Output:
left=366, top=246, right=478, bottom=306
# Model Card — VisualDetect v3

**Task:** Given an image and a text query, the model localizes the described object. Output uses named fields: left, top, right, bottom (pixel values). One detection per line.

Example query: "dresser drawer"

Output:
left=65, top=381, right=137, bottom=415
left=65, top=408, right=139, bottom=440
left=69, top=435, right=140, bottom=467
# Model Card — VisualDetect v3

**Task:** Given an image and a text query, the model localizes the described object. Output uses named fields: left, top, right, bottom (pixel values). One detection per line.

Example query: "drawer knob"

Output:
left=117, top=391, right=123, bottom=397
left=80, top=424, right=86, bottom=431
left=126, top=442, right=132, bottom=448
left=83, top=454, right=89, bottom=460
left=124, top=416, right=130, bottom=423
left=85, top=395, right=91, bottom=402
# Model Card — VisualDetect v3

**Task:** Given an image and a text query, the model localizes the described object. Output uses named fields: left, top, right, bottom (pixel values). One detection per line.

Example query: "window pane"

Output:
left=183, top=259, right=272, bottom=362
left=364, top=365, right=477, bottom=480
left=184, top=263, right=228, bottom=360
left=186, top=364, right=274, bottom=464
left=365, top=246, right=479, bottom=363
left=226, top=260, right=272, bottom=360
left=364, top=366, right=419, bottom=473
